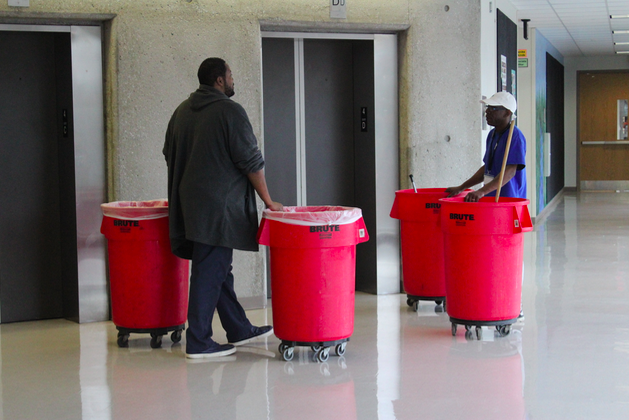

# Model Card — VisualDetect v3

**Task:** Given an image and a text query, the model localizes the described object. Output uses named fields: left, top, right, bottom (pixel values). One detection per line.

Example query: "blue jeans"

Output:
left=186, top=243, right=254, bottom=353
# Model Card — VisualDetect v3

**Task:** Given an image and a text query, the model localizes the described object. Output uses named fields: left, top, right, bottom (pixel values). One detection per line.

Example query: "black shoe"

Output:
left=229, top=325, right=274, bottom=347
left=186, top=343, right=236, bottom=359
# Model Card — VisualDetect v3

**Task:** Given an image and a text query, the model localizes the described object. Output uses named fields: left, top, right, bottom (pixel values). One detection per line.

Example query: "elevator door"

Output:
left=262, top=37, right=379, bottom=293
left=261, top=38, right=297, bottom=206
left=0, top=31, right=72, bottom=322
left=304, top=39, right=356, bottom=207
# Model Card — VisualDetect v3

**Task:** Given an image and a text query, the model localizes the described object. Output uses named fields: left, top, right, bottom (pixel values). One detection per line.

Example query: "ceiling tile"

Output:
left=511, top=0, right=626, bottom=57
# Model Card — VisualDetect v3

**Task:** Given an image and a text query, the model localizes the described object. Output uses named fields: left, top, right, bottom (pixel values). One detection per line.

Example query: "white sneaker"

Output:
left=186, top=344, right=236, bottom=359
left=229, top=326, right=274, bottom=347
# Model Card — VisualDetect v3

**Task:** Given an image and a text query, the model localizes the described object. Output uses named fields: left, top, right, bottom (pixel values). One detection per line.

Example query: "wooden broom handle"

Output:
left=495, top=119, right=516, bottom=203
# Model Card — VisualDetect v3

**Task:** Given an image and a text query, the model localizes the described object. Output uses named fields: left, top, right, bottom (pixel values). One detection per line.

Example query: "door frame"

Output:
left=0, top=23, right=108, bottom=323
left=260, top=31, right=400, bottom=294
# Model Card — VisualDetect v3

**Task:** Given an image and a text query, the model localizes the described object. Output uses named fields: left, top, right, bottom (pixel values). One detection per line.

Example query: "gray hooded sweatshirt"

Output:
left=163, top=85, right=265, bottom=259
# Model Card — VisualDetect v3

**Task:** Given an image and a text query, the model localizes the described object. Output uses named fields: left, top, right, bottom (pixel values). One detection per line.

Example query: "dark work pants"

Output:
left=186, top=242, right=253, bottom=353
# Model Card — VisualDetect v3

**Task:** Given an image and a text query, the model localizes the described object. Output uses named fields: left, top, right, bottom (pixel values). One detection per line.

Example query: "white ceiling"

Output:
left=509, top=0, right=629, bottom=57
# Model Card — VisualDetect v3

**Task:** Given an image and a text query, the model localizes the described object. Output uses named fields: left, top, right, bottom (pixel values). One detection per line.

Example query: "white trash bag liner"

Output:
left=101, top=199, right=169, bottom=220
left=263, top=206, right=362, bottom=226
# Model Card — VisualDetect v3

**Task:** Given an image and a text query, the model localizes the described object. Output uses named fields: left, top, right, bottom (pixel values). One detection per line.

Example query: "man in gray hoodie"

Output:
left=164, top=57, right=283, bottom=358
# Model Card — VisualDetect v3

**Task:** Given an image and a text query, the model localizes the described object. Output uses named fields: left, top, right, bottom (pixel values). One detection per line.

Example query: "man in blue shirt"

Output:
left=446, top=91, right=527, bottom=320
left=446, top=91, right=526, bottom=201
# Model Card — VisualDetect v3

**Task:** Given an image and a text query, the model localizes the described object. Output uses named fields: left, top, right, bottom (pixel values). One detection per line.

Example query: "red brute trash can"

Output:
left=439, top=196, right=532, bottom=339
left=257, top=206, right=369, bottom=363
left=390, top=188, right=470, bottom=312
left=100, top=200, right=189, bottom=349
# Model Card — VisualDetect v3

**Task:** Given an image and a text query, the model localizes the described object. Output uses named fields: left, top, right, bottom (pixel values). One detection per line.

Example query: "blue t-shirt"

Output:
left=482, top=125, right=526, bottom=199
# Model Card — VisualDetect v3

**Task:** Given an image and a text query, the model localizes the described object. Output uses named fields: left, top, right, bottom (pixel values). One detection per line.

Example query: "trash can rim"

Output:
left=439, top=196, right=530, bottom=207
left=262, top=206, right=363, bottom=226
left=395, top=187, right=450, bottom=194
left=101, top=199, right=169, bottom=220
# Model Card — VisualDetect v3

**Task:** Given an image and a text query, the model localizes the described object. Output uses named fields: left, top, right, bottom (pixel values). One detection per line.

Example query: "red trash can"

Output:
left=439, top=196, right=532, bottom=339
left=257, top=206, right=369, bottom=362
left=100, top=200, right=189, bottom=348
left=390, top=188, right=470, bottom=311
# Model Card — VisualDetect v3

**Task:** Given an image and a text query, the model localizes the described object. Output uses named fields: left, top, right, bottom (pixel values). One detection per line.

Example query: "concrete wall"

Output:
left=564, top=55, right=629, bottom=188
left=400, top=1, right=481, bottom=189
left=0, top=0, right=483, bottom=303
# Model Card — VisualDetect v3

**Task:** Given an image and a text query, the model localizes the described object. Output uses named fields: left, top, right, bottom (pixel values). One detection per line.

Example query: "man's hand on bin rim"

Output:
left=464, top=190, right=485, bottom=202
left=266, top=202, right=284, bottom=212
left=247, top=170, right=283, bottom=212
left=445, top=186, right=465, bottom=198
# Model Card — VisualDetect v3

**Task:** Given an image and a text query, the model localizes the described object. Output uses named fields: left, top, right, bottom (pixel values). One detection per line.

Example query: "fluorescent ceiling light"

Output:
left=610, top=15, right=629, bottom=19
left=616, top=51, right=629, bottom=54
left=615, top=42, right=629, bottom=45
left=613, top=30, right=629, bottom=34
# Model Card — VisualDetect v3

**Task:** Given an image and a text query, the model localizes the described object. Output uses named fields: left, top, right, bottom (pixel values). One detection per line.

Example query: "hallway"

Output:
left=1, top=191, right=628, bottom=419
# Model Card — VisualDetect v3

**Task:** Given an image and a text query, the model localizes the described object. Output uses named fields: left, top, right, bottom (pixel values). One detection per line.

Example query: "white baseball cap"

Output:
left=480, top=91, right=517, bottom=113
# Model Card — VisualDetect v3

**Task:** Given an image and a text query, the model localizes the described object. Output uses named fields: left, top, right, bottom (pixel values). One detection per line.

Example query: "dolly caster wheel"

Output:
left=171, top=329, right=183, bottom=343
left=311, top=345, right=322, bottom=353
left=451, top=323, right=457, bottom=336
left=316, top=347, right=330, bottom=363
left=496, top=324, right=511, bottom=337
left=150, top=333, right=162, bottom=349
left=117, top=334, right=129, bottom=348
left=335, top=342, right=347, bottom=357
left=281, top=346, right=294, bottom=361
left=475, top=326, right=482, bottom=340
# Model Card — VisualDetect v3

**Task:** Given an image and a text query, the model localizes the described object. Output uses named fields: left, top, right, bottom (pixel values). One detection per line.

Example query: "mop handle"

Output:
left=495, top=119, right=516, bottom=203
left=409, top=174, right=417, bottom=193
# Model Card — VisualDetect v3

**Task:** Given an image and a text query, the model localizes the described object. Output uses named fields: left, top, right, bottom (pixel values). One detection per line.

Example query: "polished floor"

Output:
left=2, top=191, right=629, bottom=419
